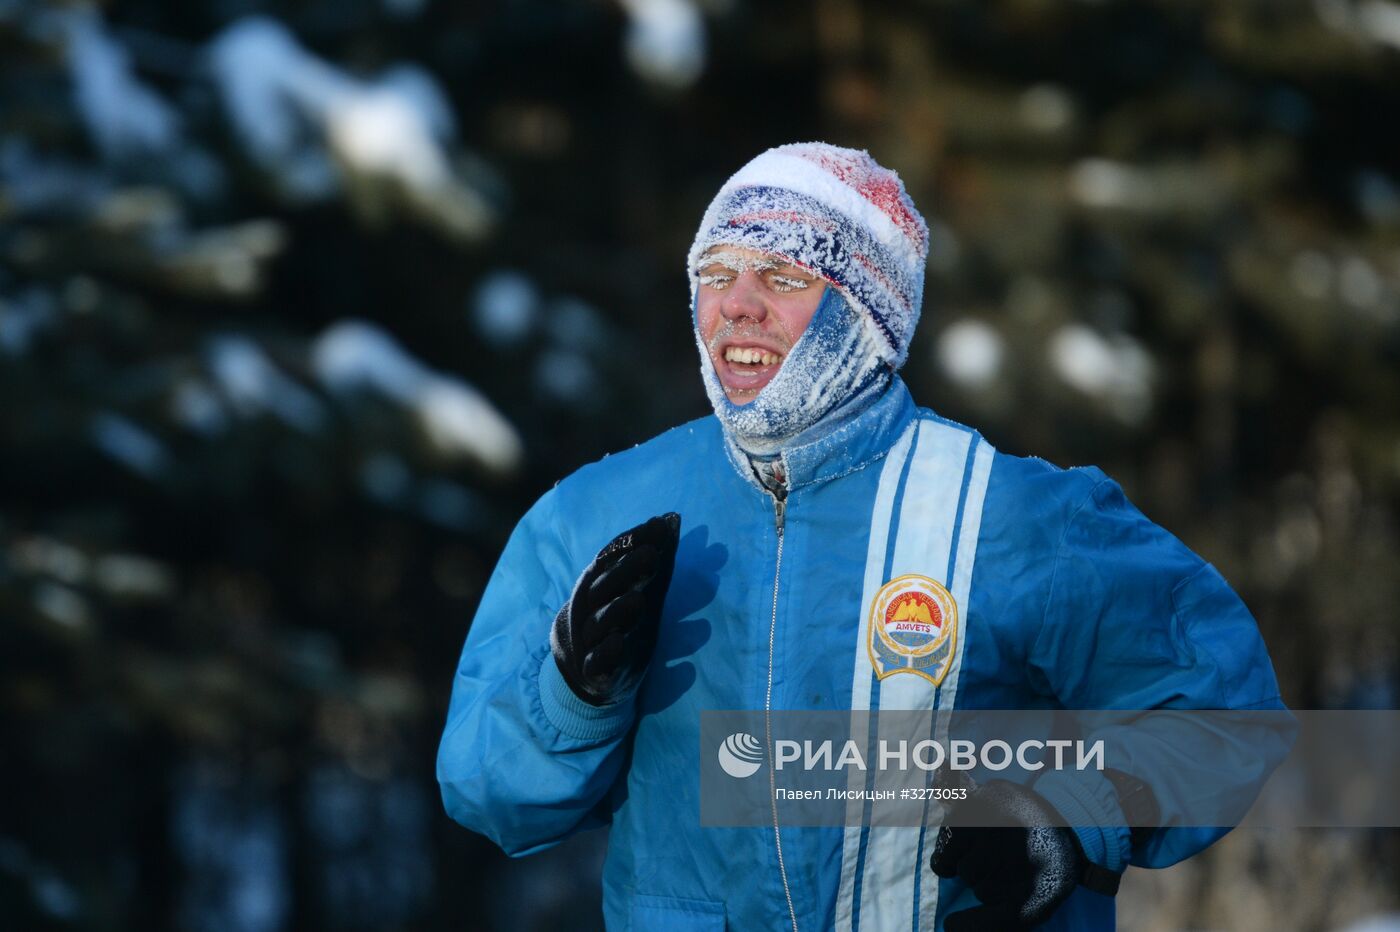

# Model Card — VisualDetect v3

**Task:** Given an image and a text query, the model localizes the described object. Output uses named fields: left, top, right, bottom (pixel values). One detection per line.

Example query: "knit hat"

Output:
left=687, top=142, right=930, bottom=369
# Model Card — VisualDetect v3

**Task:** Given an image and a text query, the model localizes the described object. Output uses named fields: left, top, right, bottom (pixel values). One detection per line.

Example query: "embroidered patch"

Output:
left=867, top=573, right=958, bottom=687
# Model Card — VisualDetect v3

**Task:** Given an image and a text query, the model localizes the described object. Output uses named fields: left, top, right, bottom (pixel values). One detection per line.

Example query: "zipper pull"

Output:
left=772, top=457, right=788, bottom=536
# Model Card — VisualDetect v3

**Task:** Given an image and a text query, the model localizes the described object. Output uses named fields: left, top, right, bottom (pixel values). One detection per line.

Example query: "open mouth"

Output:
left=716, top=342, right=785, bottom=397
left=724, top=345, right=782, bottom=368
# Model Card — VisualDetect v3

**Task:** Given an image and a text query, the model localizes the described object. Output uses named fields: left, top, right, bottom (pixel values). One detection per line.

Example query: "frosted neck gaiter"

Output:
left=695, top=287, right=891, bottom=459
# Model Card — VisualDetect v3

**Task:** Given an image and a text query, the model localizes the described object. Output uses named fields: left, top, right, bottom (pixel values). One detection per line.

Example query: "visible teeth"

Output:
left=724, top=347, right=781, bottom=366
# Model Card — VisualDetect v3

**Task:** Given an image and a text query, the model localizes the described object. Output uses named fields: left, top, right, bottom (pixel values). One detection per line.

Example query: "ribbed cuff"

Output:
left=538, top=652, right=636, bottom=743
left=1033, top=769, right=1131, bottom=873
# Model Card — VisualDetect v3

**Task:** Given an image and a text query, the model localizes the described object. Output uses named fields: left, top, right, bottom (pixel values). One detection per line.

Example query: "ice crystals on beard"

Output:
left=697, top=288, right=888, bottom=457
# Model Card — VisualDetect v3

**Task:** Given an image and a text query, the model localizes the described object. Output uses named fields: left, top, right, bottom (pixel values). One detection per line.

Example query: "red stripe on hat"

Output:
left=795, top=147, right=927, bottom=254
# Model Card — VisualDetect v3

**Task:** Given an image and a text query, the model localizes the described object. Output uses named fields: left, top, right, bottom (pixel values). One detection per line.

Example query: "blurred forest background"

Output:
left=2, top=0, right=1400, bottom=929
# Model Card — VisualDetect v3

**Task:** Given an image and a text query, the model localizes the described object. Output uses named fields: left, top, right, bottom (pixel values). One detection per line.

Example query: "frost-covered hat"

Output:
left=687, top=142, right=930, bottom=369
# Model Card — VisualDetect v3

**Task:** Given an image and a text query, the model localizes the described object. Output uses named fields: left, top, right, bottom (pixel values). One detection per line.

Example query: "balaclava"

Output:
left=688, top=143, right=930, bottom=457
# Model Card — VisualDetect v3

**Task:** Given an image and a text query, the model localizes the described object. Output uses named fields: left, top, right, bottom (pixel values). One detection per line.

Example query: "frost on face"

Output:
left=697, top=249, right=814, bottom=293
left=685, top=144, right=930, bottom=458
left=686, top=143, right=930, bottom=371
left=695, top=287, right=889, bottom=458
left=691, top=186, right=916, bottom=367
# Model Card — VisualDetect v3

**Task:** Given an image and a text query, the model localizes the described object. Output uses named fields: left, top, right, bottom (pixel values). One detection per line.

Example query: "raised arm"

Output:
left=436, top=489, right=679, bottom=856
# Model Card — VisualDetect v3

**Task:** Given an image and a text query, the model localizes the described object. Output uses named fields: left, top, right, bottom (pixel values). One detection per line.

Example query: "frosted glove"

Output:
left=550, top=513, right=681, bottom=706
left=931, top=780, right=1110, bottom=931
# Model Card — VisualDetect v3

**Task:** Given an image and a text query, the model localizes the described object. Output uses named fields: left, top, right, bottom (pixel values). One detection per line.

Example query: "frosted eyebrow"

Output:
left=699, top=251, right=809, bottom=276
left=700, top=252, right=765, bottom=273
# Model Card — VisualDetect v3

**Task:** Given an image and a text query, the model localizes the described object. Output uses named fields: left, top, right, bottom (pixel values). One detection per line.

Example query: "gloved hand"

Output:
left=930, top=779, right=1097, bottom=931
left=550, top=513, right=681, bottom=706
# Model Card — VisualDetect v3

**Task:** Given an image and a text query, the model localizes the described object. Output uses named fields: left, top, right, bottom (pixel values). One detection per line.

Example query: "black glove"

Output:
left=930, top=779, right=1104, bottom=931
left=550, top=513, right=681, bottom=706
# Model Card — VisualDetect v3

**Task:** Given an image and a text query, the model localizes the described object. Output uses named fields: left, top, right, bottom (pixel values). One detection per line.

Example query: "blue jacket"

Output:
left=437, top=378, right=1290, bottom=931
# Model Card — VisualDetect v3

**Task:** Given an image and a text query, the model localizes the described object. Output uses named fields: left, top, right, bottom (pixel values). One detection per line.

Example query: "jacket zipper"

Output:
left=765, top=481, right=798, bottom=932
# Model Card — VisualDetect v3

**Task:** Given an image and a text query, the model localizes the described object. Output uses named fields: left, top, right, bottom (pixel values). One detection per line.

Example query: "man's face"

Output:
left=695, top=246, right=828, bottom=405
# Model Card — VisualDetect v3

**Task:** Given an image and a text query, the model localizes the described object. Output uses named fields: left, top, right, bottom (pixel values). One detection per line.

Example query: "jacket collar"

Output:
left=720, top=376, right=917, bottom=493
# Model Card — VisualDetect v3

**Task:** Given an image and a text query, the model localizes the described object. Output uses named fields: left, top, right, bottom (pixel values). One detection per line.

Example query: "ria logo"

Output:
left=717, top=733, right=763, bottom=778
